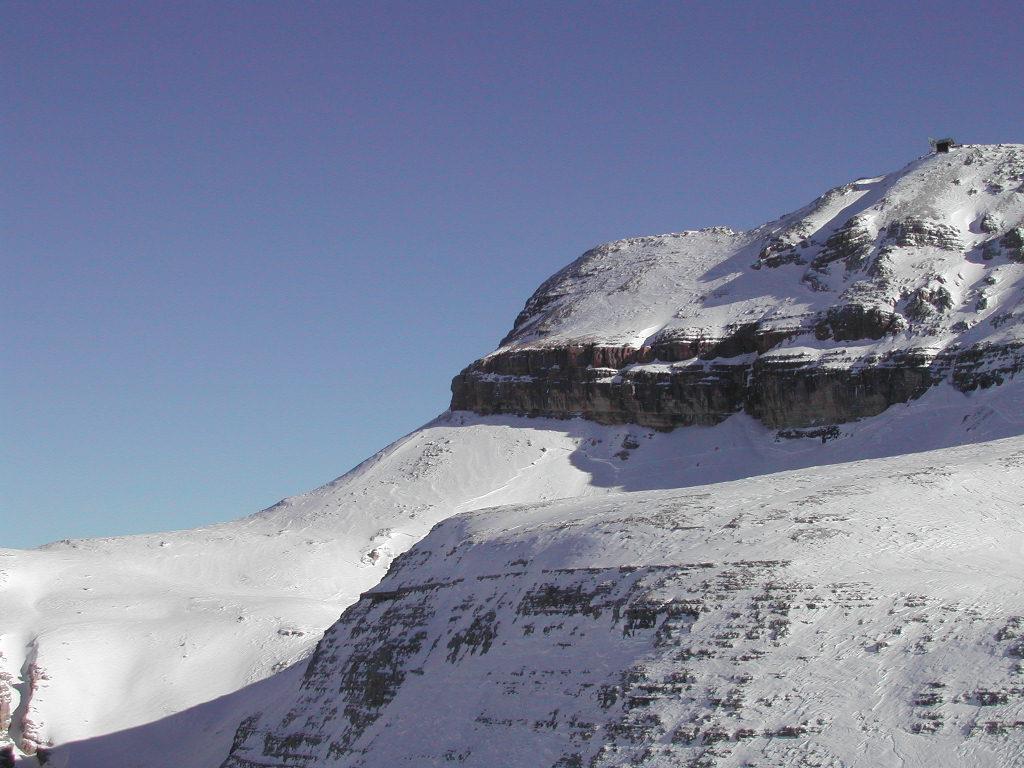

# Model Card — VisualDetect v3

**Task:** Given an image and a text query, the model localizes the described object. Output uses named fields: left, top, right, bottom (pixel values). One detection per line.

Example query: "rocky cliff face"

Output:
left=222, top=437, right=1024, bottom=768
left=0, top=658, right=12, bottom=752
left=452, top=145, right=1024, bottom=429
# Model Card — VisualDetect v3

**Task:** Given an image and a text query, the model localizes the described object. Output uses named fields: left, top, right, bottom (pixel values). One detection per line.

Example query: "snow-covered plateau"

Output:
left=2, top=144, right=1022, bottom=767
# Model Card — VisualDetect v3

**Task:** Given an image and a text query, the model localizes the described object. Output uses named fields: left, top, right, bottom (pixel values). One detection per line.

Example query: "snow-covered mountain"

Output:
left=454, top=143, right=1024, bottom=429
left=2, top=144, right=1022, bottom=767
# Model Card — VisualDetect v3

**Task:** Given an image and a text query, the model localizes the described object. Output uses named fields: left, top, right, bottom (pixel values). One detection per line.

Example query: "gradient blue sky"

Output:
left=3, top=1, right=1021, bottom=547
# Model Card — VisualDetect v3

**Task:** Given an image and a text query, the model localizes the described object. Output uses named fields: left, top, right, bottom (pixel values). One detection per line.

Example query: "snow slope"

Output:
left=498, top=143, right=1024, bottom=354
left=224, top=431, right=1024, bottom=768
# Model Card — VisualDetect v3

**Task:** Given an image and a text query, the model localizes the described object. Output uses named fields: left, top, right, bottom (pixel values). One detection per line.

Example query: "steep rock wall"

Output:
left=451, top=334, right=1022, bottom=431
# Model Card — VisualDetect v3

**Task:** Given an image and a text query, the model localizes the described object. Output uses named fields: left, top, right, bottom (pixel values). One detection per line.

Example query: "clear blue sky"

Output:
left=3, top=1, right=1021, bottom=548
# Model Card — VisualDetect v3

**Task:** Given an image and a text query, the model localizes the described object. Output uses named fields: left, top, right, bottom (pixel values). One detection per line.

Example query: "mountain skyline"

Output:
left=3, top=141, right=1022, bottom=766
left=5, top=1, right=1024, bottom=547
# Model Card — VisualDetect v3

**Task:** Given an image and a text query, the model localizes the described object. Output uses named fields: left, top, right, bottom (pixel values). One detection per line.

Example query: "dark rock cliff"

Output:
left=451, top=334, right=1022, bottom=431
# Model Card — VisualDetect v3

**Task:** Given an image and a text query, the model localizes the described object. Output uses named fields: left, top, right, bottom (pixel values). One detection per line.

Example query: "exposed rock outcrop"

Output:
left=452, top=341, right=1023, bottom=431
left=16, top=661, right=48, bottom=757
left=0, top=660, right=12, bottom=746
left=1003, top=227, right=1024, bottom=262
left=886, top=216, right=964, bottom=250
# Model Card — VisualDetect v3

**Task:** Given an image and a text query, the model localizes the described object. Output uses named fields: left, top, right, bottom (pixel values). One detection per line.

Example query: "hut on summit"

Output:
left=931, top=137, right=956, bottom=153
